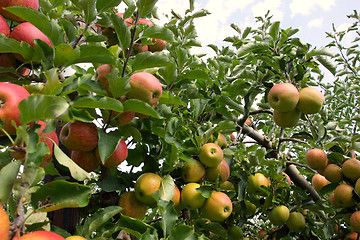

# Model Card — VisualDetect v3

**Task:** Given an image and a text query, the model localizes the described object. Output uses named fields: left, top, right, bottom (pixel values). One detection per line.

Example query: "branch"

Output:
left=241, top=125, right=274, bottom=150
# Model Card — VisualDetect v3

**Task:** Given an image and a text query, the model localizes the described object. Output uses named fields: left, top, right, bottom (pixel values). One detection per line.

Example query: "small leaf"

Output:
left=0, top=160, right=21, bottom=204
left=71, top=0, right=97, bottom=24
left=269, top=21, right=280, bottom=41
left=307, top=48, right=335, bottom=58
left=97, top=129, right=122, bottom=164
left=236, top=42, right=269, bottom=57
left=317, top=56, right=337, bottom=76
left=66, top=45, right=115, bottom=66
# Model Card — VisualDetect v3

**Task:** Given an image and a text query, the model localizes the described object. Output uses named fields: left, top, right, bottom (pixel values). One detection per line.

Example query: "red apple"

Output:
left=113, top=111, right=136, bottom=127
left=334, top=183, right=356, bottom=208
left=201, top=191, right=233, bottom=222
left=286, top=212, right=306, bottom=232
left=97, top=139, right=128, bottom=168
left=0, top=14, right=10, bottom=36
left=18, top=231, right=65, bottom=240
left=134, top=172, right=162, bottom=206
left=350, top=211, right=360, bottom=233
left=206, top=158, right=230, bottom=182
left=0, top=0, right=39, bottom=22
left=0, top=53, right=18, bottom=77
left=306, top=149, right=328, bottom=171
left=323, top=163, right=343, bottom=183
left=342, top=158, right=360, bottom=181
left=137, top=18, right=153, bottom=27
left=38, top=120, right=59, bottom=166
left=198, top=143, right=224, bottom=167
left=267, top=83, right=299, bottom=112
left=148, top=39, right=167, bottom=52
left=95, top=64, right=113, bottom=96
left=118, top=191, right=147, bottom=219
left=71, top=149, right=99, bottom=172
left=126, top=72, right=163, bottom=106
left=0, top=203, right=10, bottom=240
left=296, top=87, right=325, bottom=114
left=273, top=108, right=301, bottom=128
left=311, top=173, right=330, bottom=192
left=59, top=121, right=99, bottom=152
left=133, top=43, right=148, bottom=53
left=0, top=82, right=30, bottom=135
left=180, top=182, right=206, bottom=210
left=345, top=232, right=359, bottom=240
left=181, top=159, right=206, bottom=183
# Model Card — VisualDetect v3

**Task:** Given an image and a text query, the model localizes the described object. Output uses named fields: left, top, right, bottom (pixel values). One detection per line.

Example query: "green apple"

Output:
left=334, top=183, right=356, bottom=208
left=206, top=158, right=230, bottom=182
left=181, top=159, right=206, bottom=183
left=286, top=212, right=306, bottom=232
left=245, top=200, right=257, bottom=216
left=269, top=205, right=290, bottom=226
left=296, top=87, right=325, bottom=114
left=247, top=173, right=271, bottom=195
left=306, top=148, right=328, bottom=171
left=172, top=185, right=181, bottom=208
left=216, top=132, right=228, bottom=148
left=201, top=191, right=233, bottom=222
left=311, top=173, right=330, bottom=192
left=267, top=82, right=299, bottom=112
left=273, top=108, right=301, bottom=128
left=342, top=158, right=360, bottom=181
left=355, top=178, right=360, bottom=195
left=323, top=163, right=343, bottom=183
left=118, top=191, right=147, bottom=220
left=228, top=225, right=243, bottom=240
left=220, top=181, right=235, bottom=191
left=180, top=182, right=206, bottom=210
left=198, top=143, right=224, bottom=167
left=134, top=173, right=162, bottom=206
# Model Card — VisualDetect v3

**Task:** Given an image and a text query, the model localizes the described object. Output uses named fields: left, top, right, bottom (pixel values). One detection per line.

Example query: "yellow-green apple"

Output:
left=126, top=72, right=163, bottom=106
left=245, top=200, right=257, bottom=216
left=247, top=173, right=271, bottom=195
left=180, top=182, right=206, bottom=210
left=273, top=108, right=301, bottom=128
left=18, top=231, right=65, bottom=240
left=172, top=185, right=180, bottom=208
left=269, top=205, right=290, bottom=226
left=96, top=139, right=128, bottom=168
left=66, top=236, right=87, bottom=240
left=350, top=211, right=360, bottom=233
left=201, top=191, right=233, bottom=222
left=59, top=121, right=98, bottom=152
left=329, top=192, right=340, bottom=208
left=95, top=64, right=113, bottom=96
left=181, top=159, right=205, bottom=183
left=216, top=132, right=227, bottom=148
left=306, top=148, right=328, bottom=171
left=228, top=225, right=243, bottom=240
left=286, top=212, right=306, bottom=232
left=342, top=158, right=360, bottom=181
left=118, top=191, right=147, bottom=219
left=148, top=39, right=167, bottom=52
left=311, top=173, right=330, bottom=192
left=0, top=203, right=9, bottom=240
left=71, top=150, right=99, bottom=172
left=220, top=181, right=235, bottom=191
left=198, top=143, right=223, bottom=167
left=0, top=0, right=39, bottom=22
left=334, top=183, right=356, bottom=208
left=323, top=163, right=343, bottom=183
left=134, top=172, right=162, bottom=206
left=0, top=14, right=9, bottom=36
left=296, top=87, right=325, bottom=114
left=206, top=158, right=230, bottom=182
left=267, top=83, right=299, bottom=112
left=0, top=82, right=30, bottom=135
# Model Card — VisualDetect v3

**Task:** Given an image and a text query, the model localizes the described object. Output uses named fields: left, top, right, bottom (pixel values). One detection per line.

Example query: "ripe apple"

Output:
left=0, top=82, right=30, bottom=135
left=113, top=111, right=136, bottom=127
left=137, top=18, right=153, bottom=27
left=323, top=163, right=343, bottom=183
left=38, top=120, right=59, bottom=166
left=201, top=191, right=233, bottom=222
left=71, top=150, right=99, bottom=172
left=118, top=191, right=147, bottom=219
left=329, top=192, right=340, bottom=208
left=267, top=83, right=299, bottom=112
left=0, top=203, right=10, bottom=240
left=198, top=143, right=224, bottom=167
left=306, top=148, right=328, bottom=171
left=134, top=172, right=162, bottom=206
left=334, top=183, right=356, bottom=208
left=220, top=181, right=235, bottom=191
left=126, top=72, right=163, bottom=106
left=95, top=64, right=113, bottom=96
left=18, top=231, right=65, bottom=240
left=172, top=185, right=180, bottom=208
left=66, top=236, right=87, bottom=240
left=96, top=139, right=128, bottom=168
left=180, top=182, right=206, bottom=210
left=0, top=0, right=39, bottom=22
left=59, top=121, right=99, bottom=152
left=133, top=43, right=148, bottom=53
left=342, top=158, right=360, bottom=181
left=296, top=87, right=325, bottom=114
left=350, top=211, right=360, bottom=233
left=181, top=159, right=206, bottom=183
left=206, top=158, right=230, bottom=182
left=247, top=173, right=271, bottom=195
left=286, top=212, right=306, bottom=232
left=345, top=232, right=359, bottom=240
left=311, top=173, right=330, bottom=192
left=0, top=53, right=17, bottom=70
left=148, top=39, right=167, bottom=52
left=269, top=205, right=290, bottom=226
left=273, top=108, right=301, bottom=128
left=0, top=14, right=10, bottom=36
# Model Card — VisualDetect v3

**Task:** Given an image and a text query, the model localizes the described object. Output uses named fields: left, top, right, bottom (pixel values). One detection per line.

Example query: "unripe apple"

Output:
left=96, top=139, right=128, bottom=168
left=269, top=205, right=290, bottom=226
left=180, top=182, right=206, bottom=210
left=181, top=159, right=206, bottom=183
left=118, top=191, right=147, bottom=220
left=0, top=0, right=39, bottom=22
left=296, top=87, right=325, bottom=114
left=247, top=173, right=271, bottom=195
left=350, top=211, right=360, bottom=233
left=342, top=158, right=360, bottom=181
left=206, top=158, right=230, bottom=182
left=228, top=225, right=243, bottom=240
left=220, top=181, right=235, bottom=191
left=134, top=172, right=162, bottom=206
left=201, top=191, right=233, bottom=222
left=323, top=163, right=343, bottom=183
left=286, top=212, right=306, bottom=232
left=71, top=150, right=99, bottom=172
left=59, top=121, right=99, bottom=152
left=267, top=83, right=299, bottom=112
left=18, top=231, right=65, bottom=240
left=311, top=173, right=330, bottom=192
left=273, top=108, right=301, bottom=128
left=216, top=132, right=227, bottom=148
left=245, top=199, right=257, bottom=216
left=0, top=82, right=30, bottom=135
left=66, top=236, right=87, bottom=240
left=306, top=148, right=328, bottom=171
left=334, top=183, right=356, bottom=208
left=0, top=14, right=10, bottom=36
left=148, top=39, right=167, bottom=52
left=0, top=203, right=10, bottom=240
left=355, top=178, right=360, bottom=195
left=198, top=143, right=223, bottom=168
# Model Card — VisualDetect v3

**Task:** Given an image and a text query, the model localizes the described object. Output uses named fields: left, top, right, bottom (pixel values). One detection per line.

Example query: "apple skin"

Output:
left=245, top=200, right=257, bottom=216
left=273, top=108, right=301, bottom=128
left=0, top=0, right=39, bottom=22
left=133, top=43, right=148, bottom=53
left=0, top=82, right=30, bottom=135
left=323, top=163, right=343, bottom=183
left=172, top=185, right=180, bottom=208
left=0, top=53, right=17, bottom=69
left=296, top=87, right=325, bottom=114
left=267, top=83, right=299, bottom=112
left=228, top=225, right=243, bottom=240
left=201, top=191, right=233, bottom=222
left=329, top=192, right=340, bottom=208
left=350, top=211, right=360, bottom=233
left=118, top=191, right=147, bottom=220
left=18, top=231, right=65, bottom=240
left=96, top=139, right=128, bottom=168
left=134, top=172, right=162, bottom=206
left=342, top=158, right=360, bottom=181
left=311, top=173, right=330, bottom=192
left=59, top=121, right=99, bottom=152
left=126, top=72, right=163, bottom=106
left=180, top=182, right=206, bottom=210
left=95, top=64, right=113, bottom=96
left=148, top=39, right=167, bottom=52
left=181, top=159, right=205, bottom=183
left=355, top=178, right=360, bottom=195
left=306, top=148, right=328, bottom=171
left=220, top=181, right=235, bottom=191
left=286, top=212, right=306, bottom=232
left=38, top=120, right=59, bottom=166
left=247, top=173, right=271, bottom=195
left=198, top=143, right=224, bottom=168
left=269, top=205, right=290, bottom=226
left=113, top=111, right=136, bottom=127
left=71, top=150, right=99, bottom=172
left=0, top=203, right=10, bottom=240
left=216, top=132, right=227, bottom=148
left=334, top=183, right=356, bottom=208
left=345, top=232, right=359, bottom=240
left=206, top=158, right=230, bottom=182
left=0, top=14, right=10, bottom=37
left=66, top=236, right=87, bottom=240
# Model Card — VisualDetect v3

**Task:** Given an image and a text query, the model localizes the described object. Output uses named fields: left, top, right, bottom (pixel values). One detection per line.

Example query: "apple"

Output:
left=172, top=185, right=180, bottom=208
left=71, top=150, right=99, bottom=172
left=206, top=158, right=230, bottom=182
left=0, top=0, right=39, bottom=22
left=180, top=182, right=206, bottom=210
left=66, top=236, right=87, bottom=240
left=306, top=148, right=328, bottom=171
left=345, top=232, right=359, bottom=240
left=228, top=225, right=243, bottom=240
left=329, top=192, right=340, bottom=208
left=269, top=205, right=290, bottom=226
left=245, top=200, right=257, bottom=216
left=148, top=39, right=167, bottom=52
left=37, top=120, right=59, bottom=166
left=273, top=108, right=301, bottom=128
left=133, top=43, right=148, bottom=53
left=126, top=72, right=163, bottom=106
left=0, top=14, right=9, bottom=36
left=95, top=64, right=113, bottom=96
left=113, top=111, right=136, bottom=127
left=296, top=87, right=325, bottom=114
left=220, top=181, right=235, bottom=191
left=198, top=143, right=224, bottom=167
left=355, top=178, right=360, bottom=195
left=134, top=172, right=162, bottom=206
left=96, top=139, right=128, bottom=168
left=181, top=159, right=205, bottom=183
left=286, top=212, right=306, bottom=232
left=0, top=82, right=30, bottom=135
left=350, top=211, right=360, bottom=233
left=267, top=82, right=299, bottom=112
left=0, top=203, right=10, bottom=240
left=247, top=173, right=271, bottom=195
left=323, top=163, right=343, bottom=183
left=137, top=18, right=153, bottom=27
left=311, top=173, right=330, bottom=192
left=59, top=121, right=98, bottom=152
left=18, top=231, right=65, bottom=240
left=118, top=191, right=147, bottom=220
left=216, top=132, right=228, bottom=148
left=342, top=158, right=360, bottom=181
left=334, top=184, right=356, bottom=208
left=201, top=191, right=232, bottom=222
left=0, top=53, right=17, bottom=70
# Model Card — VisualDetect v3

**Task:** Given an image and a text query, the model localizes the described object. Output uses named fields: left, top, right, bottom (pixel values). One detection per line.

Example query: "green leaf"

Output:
left=43, top=68, right=63, bottom=95
left=66, top=45, right=115, bottom=66
left=236, top=42, right=269, bottom=57
left=123, top=99, right=160, bottom=118
left=116, top=214, right=155, bottom=238
left=169, top=225, right=195, bottom=240
left=0, top=160, right=21, bottom=204
left=136, top=0, right=158, bottom=17
left=97, top=129, right=122, bottom=165
left=190, top=99, right=209, bottom=120
left=269, top=21, right=280, bottom=41
left=72, top=95, right=124, bottom=112
left=142, top=25, right=175, bottom=43
left=307, top=47, right=335, bottom=58
left=132, top=51, right=172, bottom=71
left=30, top=180, right=91, bottom=212
left=0, top=35, right=32, bottom=57
left=54, top=43, right=80, bottom=67
left=180, top=69, right=209, bottom=80
left=159, top=175, right=175, bottom=201
left=110, top=13, right=131, bottom=51
left=71, top=0, right=97, bottom=24
left=159, top=92, right=185, bottom=106
left=96, top=0, right=122, bottom=13
left=317, top=56, right=337, bottom=76
left=158, top=200, right=178, bottom=237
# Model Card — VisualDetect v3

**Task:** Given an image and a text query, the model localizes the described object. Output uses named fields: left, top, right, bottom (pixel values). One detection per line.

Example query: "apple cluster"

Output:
left=267, top=83, right=325, bottom=128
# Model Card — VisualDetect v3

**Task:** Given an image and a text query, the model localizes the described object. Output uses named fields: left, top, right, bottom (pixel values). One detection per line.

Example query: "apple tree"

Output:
left=0, top=0, right=360, bottom=239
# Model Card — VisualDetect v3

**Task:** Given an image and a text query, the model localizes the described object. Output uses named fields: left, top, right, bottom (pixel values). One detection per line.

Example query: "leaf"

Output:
left=66, top=45, right=115, bottom=66
left=132, top=51, right=172, bottom=71
left=71, top=0, right=97, bottom=24
left=317, top=56, right=337, bottom=76
left=110, top=13, right=131, bottom=51
left=0, top=160, right=21, bottom=204
left=30, top=180, right=91, bottom=212
left=96, top=0, right=122, bottom=13
left=158, top=200, right=178, bottom=237
left=159, top=175, right=175, bottom=201
left=142, top=25, right=175, bottom=43
left=159, top=92, right=186, bottom=106
left=269, top=21, right=280, bottom=41
left=0, top=35, right=32, bottom=57
left=123, top=99, right=160, bottom=118
left=72, top=95, right=124, bottom=112
left=307, top=48, right=335, bottom=58
left=97, top=129, right=122, bottom=165
left=190, top=99, right=209, bottom=120
left=116, top=214, right=155, bottom=238
left=236, top=42, right=269, bottom=57
left=136, top=0, right=158, bottom=17
left=169, top=225, right=195, bottom=240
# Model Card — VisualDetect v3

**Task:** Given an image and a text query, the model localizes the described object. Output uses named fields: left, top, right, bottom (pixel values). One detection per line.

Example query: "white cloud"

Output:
left=289, top=0, right=336, bottom=17
left=307, top=18, right=323, bottom=28
left=251, top=0, right=284, bottom=21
